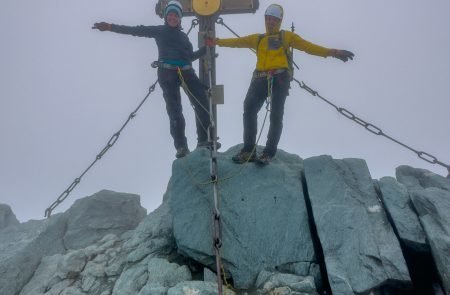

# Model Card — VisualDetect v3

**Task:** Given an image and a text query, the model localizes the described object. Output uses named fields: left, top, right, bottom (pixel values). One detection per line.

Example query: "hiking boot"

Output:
left=256, top=153, right=272, bottom=165
left=232, top=150, right=256, bottom=164
left=175, top=147, right=190, bottom=159
left=197, top=141, right=221, bottom=150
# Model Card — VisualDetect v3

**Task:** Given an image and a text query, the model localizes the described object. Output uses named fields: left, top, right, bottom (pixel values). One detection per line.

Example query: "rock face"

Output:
left=0, top=204, right=20, bottom=229
left=397, top=165, right=450, bottom=294
left=168, top=146, right=318, bottom=289
left=376, top=177, right=428, bottom=252
left=0, top=190, right=146, bottom=295
left=1, top=147, right=449, bottom=295
left=304, top=156, right=411, bottom=294
left=63, top=190, right=147, bottom=249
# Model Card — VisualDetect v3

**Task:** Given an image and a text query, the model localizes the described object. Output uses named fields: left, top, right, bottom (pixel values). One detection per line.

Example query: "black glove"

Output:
left=331, top=49, right=355, bottom=62
left=93, top=22, right=112, bottom=31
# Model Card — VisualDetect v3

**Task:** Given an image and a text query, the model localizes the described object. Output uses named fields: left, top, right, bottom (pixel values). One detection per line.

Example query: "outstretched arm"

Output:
left=290, top=33, right=354, bottom=62
left=328, top=49, right=354, bottom=62
left=215, top=34, right=259, bottom=50
left=93, top=22, right=159, bottom=38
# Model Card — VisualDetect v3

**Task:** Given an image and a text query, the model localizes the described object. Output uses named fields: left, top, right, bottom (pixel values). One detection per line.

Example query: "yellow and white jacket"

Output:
left=216, top=30, right=332, bottom=72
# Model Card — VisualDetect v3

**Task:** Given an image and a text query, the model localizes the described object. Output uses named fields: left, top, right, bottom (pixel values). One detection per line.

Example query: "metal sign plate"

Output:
left=193, top=0, right=221, bottom=16
left=155, top=0, right=259, bottom=17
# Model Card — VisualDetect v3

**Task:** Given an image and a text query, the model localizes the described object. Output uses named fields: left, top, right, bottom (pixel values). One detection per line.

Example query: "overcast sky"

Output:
left=1, top=0, right=449, bottom=222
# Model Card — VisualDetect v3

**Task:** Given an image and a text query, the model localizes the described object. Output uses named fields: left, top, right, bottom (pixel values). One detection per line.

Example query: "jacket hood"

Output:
left=265, top=4, right=283, bottom=34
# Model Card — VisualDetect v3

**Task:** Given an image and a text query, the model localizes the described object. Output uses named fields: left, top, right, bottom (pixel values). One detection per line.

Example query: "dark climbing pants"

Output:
left=158, top=68, right=210, bottom=150
left=242, top=70, right=291, bottom=157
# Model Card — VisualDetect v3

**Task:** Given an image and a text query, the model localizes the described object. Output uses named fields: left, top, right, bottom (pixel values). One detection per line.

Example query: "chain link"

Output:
left=186, top=19, right=199, bottom=36
left=293, top=78, right=450, bottom=178
left=44, top=80, right=158, bottom=217
left=215, top=18, right=256, bottom=54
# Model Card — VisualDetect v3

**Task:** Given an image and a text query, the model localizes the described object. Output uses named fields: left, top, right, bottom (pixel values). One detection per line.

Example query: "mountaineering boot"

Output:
left=232, top=150, right=257, bottom=164
left=197, top=141, right=221, bottom=150
left=175, top=147, right=190, bottom=158
left=255, top=153, right=272, bottom=165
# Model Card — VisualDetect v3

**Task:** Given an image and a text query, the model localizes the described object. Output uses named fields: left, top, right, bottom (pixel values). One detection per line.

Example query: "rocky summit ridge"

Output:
left=1, top=145, right=449, bottom=295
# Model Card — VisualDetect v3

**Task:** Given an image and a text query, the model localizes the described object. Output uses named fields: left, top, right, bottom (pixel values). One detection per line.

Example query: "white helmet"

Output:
left=264, top=4, right=283, bottom=20
left=165, top=0, right=183, bottom=19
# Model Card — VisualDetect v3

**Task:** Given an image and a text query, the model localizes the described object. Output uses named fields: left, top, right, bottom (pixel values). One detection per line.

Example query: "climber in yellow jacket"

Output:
left=208, top=4, right=354, bottom=164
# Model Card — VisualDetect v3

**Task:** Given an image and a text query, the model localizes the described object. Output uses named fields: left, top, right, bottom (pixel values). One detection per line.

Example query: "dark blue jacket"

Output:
left=111, top=24, right=205, bottom=65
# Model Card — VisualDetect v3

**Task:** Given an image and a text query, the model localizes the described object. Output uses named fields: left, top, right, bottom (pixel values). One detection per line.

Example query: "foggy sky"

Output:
left=1, top=0, right=449, bottom=222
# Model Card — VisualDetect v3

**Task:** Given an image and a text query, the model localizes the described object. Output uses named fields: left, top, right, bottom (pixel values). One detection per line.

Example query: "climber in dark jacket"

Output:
left=93, top=0, right=211, bottom=158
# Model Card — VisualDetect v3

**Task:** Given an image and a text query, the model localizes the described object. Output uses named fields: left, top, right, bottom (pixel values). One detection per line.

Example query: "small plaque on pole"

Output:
left=193, top=0, right=221, bottom=16
left=155, top=0, right=259, bottom=17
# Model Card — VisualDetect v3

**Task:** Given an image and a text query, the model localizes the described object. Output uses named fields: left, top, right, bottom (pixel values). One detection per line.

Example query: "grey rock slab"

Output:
left=304, top=155, right=411, bottom=295
left=112, top=259, right=149, bottom=295
left=377, top=176, right=428, bottom=251
left=124, top=200, right=176, bottom=263
left=19, top=254, right=64, bottom=295
left=168, top=147, right=317, bottom=289
left=255, top=270, right=318, bottom=294
left=58, top=249, right=88, bottom=279
left=168, top=281, right=235, bottom=295
left=138, top=283, right=168, bottom=295
left=396, top=165, right=450, bottom=192
left=410, top=187, right=450, bottom=294
left=0, top=203, right=20, bottom=229
left=0, top=213, right=67, bottom=295
left=64, top=190, right=147, bottom=249
left=147, top=257, right=192, bottom=287
left=20, top=230, right=126, bottom=295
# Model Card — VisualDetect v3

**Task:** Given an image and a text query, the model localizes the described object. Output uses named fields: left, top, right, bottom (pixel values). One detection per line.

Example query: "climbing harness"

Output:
left=266, top=71, right=274, bottom=110
left=44, top=80, right=158, bottom=218
left=253, top=68, right=286, bottom=79
left=293, top=79, right=450, bottom=178
left=151, top=61, right=192, bottom=71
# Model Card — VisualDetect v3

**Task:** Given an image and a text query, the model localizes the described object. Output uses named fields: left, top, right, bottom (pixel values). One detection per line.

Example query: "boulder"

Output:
left=0, top=203, right=20, bottom=229
left=0, top=214, right=67, bottom=295
left=304, top=155, right=411, bottom=294
left=168, top=146, right=318, bottom=289
left=64, top=190, right=147, bottom=249
left=377, top=177, right=427, bottom=251
left=396, top=165, right=450, bottom=293
left=255, top=270, right=318, bottom=294
left=410, top=188, right=450, bottom=294
left=167, top=281, right=234, bottom=295
left=396, top=165, right=450, bottom=192
left=0, top=190, right=147, bottom=295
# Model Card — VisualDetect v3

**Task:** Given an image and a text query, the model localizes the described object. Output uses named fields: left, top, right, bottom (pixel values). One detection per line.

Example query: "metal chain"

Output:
left=293, top=78, right=450, bottom=179
left=215, top=17, right=256, bottom=54
left=186, top=18, right=199, bottom=36
left=44, top=80, right=159, bottom=218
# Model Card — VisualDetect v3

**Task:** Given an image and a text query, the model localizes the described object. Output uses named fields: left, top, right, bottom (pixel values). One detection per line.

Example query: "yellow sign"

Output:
left=155, top=0, right=258, bottom=17
left=192, top=0, right=221, bottom=16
